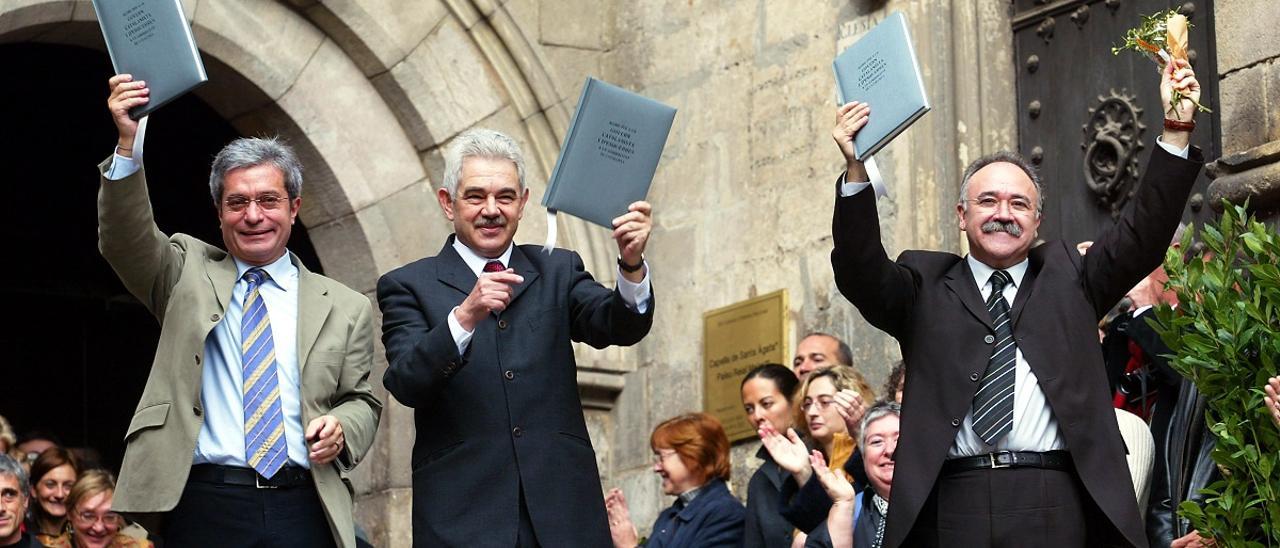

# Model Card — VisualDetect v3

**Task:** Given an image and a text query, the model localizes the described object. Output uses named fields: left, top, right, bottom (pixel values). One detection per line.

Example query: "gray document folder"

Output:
left=542, top=78, right=677, bottom=229
left=92, top=0, right=208, bottom=119
left=833, top=12, right=931, bottom=160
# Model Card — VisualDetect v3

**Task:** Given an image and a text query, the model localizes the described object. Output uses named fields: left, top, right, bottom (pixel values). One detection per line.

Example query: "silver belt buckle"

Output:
left=255, top=474, right=279, bottom=489
left=988, top=451, right=1013, bottom=469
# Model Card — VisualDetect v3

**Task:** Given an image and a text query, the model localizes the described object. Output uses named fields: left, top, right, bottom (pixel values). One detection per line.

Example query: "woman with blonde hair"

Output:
left=759, top=365, right=875, bottom=538
left=604, top=413, right=745, bottom=547
left=42, top=470, right=151, bottom=548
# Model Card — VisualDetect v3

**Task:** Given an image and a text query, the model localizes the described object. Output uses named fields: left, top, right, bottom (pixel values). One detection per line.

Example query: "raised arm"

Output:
left=97, top=74, right=185, bottom=319
left=829, top=103, right=917, bottom=337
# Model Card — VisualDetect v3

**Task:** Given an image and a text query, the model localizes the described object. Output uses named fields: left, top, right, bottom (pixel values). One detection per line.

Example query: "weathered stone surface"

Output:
left=359, top=178, right=448, bottom=271
left=304, top=213, right=380, bottom=293
left=353, top=487, right=414, bottom=548
left=1218, top=62, right=1269, bottom=154
left=276, top=38, right=427, bottom=215
left=1208, top=156, right=1280, bottom=213
left=1214, top=0, right=1280, bottom=73
left=542, top=44, right=604, bottom=106
left=193, top=0, right=325, bottom=101
left=390, top=17, right=507, bottom=145
left=611, top=367, right=651, bottom=472
left=0, top=0, right=72, bottom=40
left=539, top=0, right=612, bottom=50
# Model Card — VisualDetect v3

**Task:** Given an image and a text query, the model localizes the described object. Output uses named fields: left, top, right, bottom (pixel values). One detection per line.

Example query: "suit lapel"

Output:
left=437, top=237, right=479, bottom=297
left=1010, top=251, right=1042, bottom=330
left=206, top=250, right=236, bottom=314
left=295, top=255, right=332, bottom=373
left=944, top=259, right=994, bottom=331
left=506, top=245, right=541, bottom=306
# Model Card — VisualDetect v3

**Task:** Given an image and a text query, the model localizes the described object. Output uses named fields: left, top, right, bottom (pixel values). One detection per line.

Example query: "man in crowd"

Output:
left=830, top=58, right=1204, bottom=547
left=378, top=128, right=655, bottom=546
left=794, top=332, right=855, bottom=379
left=99, top=75, right=382, bottom=547
left=0, top=454, right=39, bottom=548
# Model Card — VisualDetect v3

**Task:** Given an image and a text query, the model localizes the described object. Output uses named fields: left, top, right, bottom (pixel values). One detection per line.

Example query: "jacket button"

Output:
left=193, top=406, right=203, bottom=417
left=194, top=355, right=201, bottom=365
left=970, top=372, right=980, bottom=382
left=984, top=334, right=995, bottom=344
left=211, top=313, right=221, bottom=322
left=504, top=370, right=515, bottom=380
left=498, top=319, right=509, bottom=330
left=951, top=418, right=960, bottom=427
left=512, top=427, right=523, bottom=438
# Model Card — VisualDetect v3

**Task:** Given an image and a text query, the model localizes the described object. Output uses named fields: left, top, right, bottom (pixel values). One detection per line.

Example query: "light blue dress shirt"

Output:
left=106, top=153, right=310, bottom=469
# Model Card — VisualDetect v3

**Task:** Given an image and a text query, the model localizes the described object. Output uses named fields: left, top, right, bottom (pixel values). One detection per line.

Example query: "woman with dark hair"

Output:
left=881, top=362, right=905, bottom=404
left=42, top=470, right=152, bottom=548
left=24, top=447, right=78, bottom=542
left=604, top=413, right=745, bottom=548
left=740, top=363, right=800, bottom=548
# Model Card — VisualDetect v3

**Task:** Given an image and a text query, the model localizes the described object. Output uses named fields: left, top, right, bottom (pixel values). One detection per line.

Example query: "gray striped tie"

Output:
left=972, top=270, right=1016, bottom=445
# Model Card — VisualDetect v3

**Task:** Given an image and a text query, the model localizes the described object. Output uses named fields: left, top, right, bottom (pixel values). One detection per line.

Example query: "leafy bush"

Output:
left=1154, top=201, right=1280, bottom=547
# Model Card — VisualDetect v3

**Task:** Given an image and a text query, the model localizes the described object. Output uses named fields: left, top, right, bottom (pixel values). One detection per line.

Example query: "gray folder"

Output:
left=542, top=78, right=677, bottom=229
left=92, top=0, right=208, bottom=119
left=833, top=12, right=931, bottom=160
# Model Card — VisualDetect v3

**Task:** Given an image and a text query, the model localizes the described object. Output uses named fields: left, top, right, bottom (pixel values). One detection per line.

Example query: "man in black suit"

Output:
left=378, top=128, right=655, bottom=547
left=830, top=59, right=1203, bottom=547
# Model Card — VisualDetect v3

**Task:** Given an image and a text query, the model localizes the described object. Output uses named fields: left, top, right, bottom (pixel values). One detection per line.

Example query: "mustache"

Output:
left=475, top=215, right=506, bottom=228
left=981, top=220, right=1023, bottom=237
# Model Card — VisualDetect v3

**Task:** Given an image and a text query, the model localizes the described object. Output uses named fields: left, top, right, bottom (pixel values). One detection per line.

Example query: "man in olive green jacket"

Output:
left=97, top=74, right=381, bottom=548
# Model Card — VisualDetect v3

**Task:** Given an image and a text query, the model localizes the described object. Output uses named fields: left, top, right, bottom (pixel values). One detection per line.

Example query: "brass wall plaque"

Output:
left=703, top=289, right=789, bottom=443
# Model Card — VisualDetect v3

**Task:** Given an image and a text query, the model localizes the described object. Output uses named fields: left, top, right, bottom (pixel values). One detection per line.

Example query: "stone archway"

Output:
left=1, top=1, right=635, bottom=544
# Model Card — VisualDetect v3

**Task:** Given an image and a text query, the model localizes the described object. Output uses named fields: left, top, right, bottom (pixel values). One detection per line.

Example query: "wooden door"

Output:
left=1013, top=0, right=1220, bottom=244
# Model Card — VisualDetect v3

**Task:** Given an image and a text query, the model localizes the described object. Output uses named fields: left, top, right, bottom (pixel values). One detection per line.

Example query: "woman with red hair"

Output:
left=605, top=413, right=745, bottom=547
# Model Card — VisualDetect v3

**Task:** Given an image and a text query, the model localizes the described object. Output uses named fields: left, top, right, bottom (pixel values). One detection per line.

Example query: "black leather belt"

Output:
left=189, top=464, right=312, bottom=489
left=942, top=450, right=1073, bottom=475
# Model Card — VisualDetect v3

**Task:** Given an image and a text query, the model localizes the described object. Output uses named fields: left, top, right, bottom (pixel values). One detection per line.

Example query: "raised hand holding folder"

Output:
left=92, top=0, right=208, bottom=119
left=541, top=78, right=677, bottom=251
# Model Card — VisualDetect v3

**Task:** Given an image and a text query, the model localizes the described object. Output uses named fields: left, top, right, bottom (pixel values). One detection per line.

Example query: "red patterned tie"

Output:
left=483, top=260, right=505, bottom=273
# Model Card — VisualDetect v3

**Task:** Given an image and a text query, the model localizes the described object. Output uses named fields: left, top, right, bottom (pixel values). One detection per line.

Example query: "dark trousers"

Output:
left=904, top=466, right=1103, bottom=547
left=161, top=474, right=336, bottom=548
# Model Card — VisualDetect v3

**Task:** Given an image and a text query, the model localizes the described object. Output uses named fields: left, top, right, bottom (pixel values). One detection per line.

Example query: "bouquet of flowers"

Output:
left=1112, top=10, right=1211, bottom=120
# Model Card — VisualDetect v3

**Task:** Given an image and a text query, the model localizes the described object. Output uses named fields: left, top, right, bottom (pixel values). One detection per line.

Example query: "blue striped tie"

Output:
left=241, top=268, right=286, bottom=478
left=972, top=270, right=1017, bottom=445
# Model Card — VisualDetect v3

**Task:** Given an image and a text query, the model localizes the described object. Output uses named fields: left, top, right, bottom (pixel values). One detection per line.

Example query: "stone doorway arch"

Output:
left=1, top=1, right=634, bottom=543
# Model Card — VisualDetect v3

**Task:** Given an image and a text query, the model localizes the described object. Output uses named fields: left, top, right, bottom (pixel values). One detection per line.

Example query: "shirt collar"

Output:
left=233, top=252, right=297, bottom=292
left=676, top=482, right=708, bottom=507
left=966, top=254, right=1029, bottom=293
left=452, top=237, right=515, bottom=277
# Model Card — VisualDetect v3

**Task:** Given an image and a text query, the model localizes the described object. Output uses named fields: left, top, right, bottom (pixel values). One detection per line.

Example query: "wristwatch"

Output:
left=617, top=255, right=645, bottom=273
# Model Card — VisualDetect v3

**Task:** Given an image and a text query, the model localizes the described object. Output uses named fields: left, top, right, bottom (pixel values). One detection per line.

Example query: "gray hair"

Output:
left=208, top=137, right=304, bottom=204
left=958, top=151, right=1044, bottom=218
left=442, top=128, right=526, bottom=198
left=0, top=453, right=28, bottom=495
left=858, top=400, right=902, bottom=449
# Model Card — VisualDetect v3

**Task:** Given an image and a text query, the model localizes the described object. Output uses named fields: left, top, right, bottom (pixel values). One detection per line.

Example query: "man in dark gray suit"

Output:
left=830, top=59, right=1204, bottom=547
left=378, top=128, right=655, bottom=547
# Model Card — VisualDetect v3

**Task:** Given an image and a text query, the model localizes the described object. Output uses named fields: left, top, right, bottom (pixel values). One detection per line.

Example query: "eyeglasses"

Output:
left=652, top=449, right=679, bottom=464
left=73, top=510, right=124, bottom=529
left=803, top=396, right=836, bottom=412
left=965, top=196, right=1035, bottom=214
left=223, top=194, right=287, bottom=213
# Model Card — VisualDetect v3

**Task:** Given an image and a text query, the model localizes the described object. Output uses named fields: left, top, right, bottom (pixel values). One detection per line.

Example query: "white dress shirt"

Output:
left=948, top=256, right=1067, bottom=456
left=445, top=238, right=652, bottom=355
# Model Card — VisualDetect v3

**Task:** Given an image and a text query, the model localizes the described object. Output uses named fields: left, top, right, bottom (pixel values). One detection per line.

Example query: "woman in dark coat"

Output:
left=741, top=364, right=801, bottom=548
left=605, top=413, right=745, bottom=548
